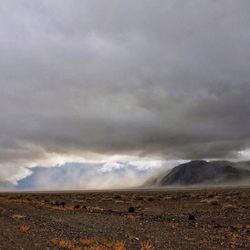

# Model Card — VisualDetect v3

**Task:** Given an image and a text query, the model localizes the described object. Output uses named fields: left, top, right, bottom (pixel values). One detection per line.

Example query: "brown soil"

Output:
left=0, top=187, right=250, bottom=249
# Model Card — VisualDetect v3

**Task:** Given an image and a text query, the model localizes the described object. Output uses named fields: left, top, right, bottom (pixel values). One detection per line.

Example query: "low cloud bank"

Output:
left=7, top=161, right=171, bottom=190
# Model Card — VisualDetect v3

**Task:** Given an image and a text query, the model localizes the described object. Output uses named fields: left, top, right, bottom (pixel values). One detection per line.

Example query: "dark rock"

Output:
left=59, top=202, right=66, bottom=207
left=188, top=214, right=196, bottom=221
left=128, top=206, right=135, bottom=213
left=53, top=201, right=66, bottom=207
left=214, top=223, right=222, bottom=229
left=114, top=194, right=121, bottom=199
left=147, top=197, right=154, bottom=202
left=74, top=204, right=81, bottom=209
left=230, top=225, right=238, bottom=232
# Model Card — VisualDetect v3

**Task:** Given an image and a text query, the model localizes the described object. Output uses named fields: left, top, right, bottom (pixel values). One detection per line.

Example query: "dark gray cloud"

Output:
left=0, top=0, right=250, bottom=177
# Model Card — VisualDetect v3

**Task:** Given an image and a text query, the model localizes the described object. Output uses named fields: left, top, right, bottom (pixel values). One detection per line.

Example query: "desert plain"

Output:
left=0, top=187, right=250, bottom=250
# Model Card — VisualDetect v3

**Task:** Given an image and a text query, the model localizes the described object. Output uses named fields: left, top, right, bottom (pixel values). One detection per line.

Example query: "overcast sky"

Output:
left=1, top=1, right=250, bottom=185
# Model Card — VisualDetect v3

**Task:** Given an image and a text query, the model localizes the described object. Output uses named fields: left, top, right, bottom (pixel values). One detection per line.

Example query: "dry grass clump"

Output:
left=86, top=206, right=104, bottom=213
left=50, top=239, right=80, bottom=250
left=19, top=225, right=30, bottom=233
left=11, top=214, right=25, bottom=219
left=58, top=240, right=74, bottom=249
left=113, top=241, right=125, bottom=250
left=127, top=214, right=138, bottom=222
left=49, top=238, right=128, bottom=250
left=141, top=241, right=154, bottom=250
left=164, top=196, right=172, bottom=200
left=49, top=238, right=58, bottom=246
left=184, top=236, right=195, bottom=242
left=102, top=240, right=113, bottom=249
left=114, top=200, right=125, bottom=204
left=125, top=233, right=135, bottom=241
left=86, top=247, right=101, bottom=250
left=223, top=204, right=237, bottom=210
left=201, top=198, right=219, bottom=205
left=79, top=238, right=94, bottom=246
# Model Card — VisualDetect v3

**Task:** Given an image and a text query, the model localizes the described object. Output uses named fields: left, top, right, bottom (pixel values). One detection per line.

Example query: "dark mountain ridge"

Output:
left=144, top=160, right=250, bottom=187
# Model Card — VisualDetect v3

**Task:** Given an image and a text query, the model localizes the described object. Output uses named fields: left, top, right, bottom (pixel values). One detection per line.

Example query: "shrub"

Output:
left=58, top=240, right=73, bottom=249
left=49, top=238, right=57, bottom=246
left=114, top=241, right=125, bottom=250
left=127, top=215, right=137, bottom=222
left=79, top=238, right=94, bottom=246
left=141, top=241, right=154, bottom=250
left=11, top=214, right=25, bottom=219
left=19, top=225, right=30, bottom=233
left=86, top=206, right=104, bottom=213
left=223, top=204, right=237, bottom=210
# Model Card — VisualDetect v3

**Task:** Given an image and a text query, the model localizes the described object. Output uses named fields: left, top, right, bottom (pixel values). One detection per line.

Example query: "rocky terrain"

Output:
left=0, top=188, right=250, bottom=249
left=144, top=160, right=250, bottom=187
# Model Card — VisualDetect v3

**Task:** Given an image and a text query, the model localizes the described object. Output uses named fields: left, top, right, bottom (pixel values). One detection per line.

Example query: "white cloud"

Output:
left=14, top=160, right=167, bottom=190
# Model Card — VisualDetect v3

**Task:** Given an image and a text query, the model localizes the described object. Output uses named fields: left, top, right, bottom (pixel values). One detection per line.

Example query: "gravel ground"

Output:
left=0, top=187, right=250, bottom=249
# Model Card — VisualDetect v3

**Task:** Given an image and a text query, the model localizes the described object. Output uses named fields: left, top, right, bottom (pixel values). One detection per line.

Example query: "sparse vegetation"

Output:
left=87, top=247, right=101, bottom=250
left=113, top=241, right=125, bottom=250
left=201, top=198, right=219, bottom=205
left=86, top=206, right=104, bottom=213
left=19, top=225, right=30, bottom=233
left=11, top=213, right=25, bottom=219
left=58, top=239, right=73, bottom=249
left=102, top=240, right=113, bottom=249
left=1, top=189, right=250, bottom=249
left=49, top=238, right=58, bottom=246
left=141, top=241, right=154, bottom=250
left=79, top=238, right=94, bottom=246
left=127, top=214, right=137, bottom=221
left=223, top=204, right=237, bottom=210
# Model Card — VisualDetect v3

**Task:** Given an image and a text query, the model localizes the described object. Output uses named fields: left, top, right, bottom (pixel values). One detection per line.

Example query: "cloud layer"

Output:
left=15, top=161, right=167, bottom=190
left=1, top=1, right=250, bottom=185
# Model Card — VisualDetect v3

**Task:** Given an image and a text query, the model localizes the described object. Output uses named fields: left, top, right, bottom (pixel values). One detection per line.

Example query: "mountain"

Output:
left=144, top=160, right=250, bottom=186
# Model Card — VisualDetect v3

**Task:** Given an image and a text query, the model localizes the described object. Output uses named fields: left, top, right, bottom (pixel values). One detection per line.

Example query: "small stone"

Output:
left=188, top=214, right=196, bottom=221
left=128, top=206, right=135, bottom=213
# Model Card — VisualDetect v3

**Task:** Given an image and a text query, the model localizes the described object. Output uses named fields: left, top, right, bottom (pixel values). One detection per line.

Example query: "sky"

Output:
left=0, top=1, right=250, bottom=189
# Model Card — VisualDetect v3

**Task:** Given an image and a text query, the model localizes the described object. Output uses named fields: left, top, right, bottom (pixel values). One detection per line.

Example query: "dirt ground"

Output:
left=0, top=187, right=250, bottom=250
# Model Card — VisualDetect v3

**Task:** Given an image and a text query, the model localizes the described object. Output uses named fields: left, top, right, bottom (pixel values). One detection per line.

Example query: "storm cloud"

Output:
left=1, top=1, right=250, bottom=184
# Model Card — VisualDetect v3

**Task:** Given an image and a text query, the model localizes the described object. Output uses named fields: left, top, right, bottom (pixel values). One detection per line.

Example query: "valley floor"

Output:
left=0, top=188, right=250, bottom=249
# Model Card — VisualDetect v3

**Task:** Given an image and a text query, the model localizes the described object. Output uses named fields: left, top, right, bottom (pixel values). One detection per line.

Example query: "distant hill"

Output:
left=144, top=160, right=250, bottom=187
left=0, top=181, right=15, bottom=190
